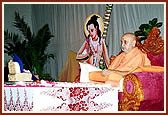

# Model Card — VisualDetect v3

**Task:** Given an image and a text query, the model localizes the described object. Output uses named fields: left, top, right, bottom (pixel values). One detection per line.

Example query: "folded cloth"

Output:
left=13, top=54, right=24, bottom=72
left=32, top=74, right=39, bottom=81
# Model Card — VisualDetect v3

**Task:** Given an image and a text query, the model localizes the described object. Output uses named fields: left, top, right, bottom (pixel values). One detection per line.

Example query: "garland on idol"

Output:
left=88, top=36, right=102, bottom=68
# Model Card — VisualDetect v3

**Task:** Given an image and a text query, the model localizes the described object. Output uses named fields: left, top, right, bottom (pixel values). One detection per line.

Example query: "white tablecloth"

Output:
left=4, top=82, right=119, bottom=112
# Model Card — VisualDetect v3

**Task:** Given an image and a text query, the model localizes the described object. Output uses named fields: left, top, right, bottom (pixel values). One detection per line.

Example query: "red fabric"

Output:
left=119, top=72, right=164, bottom=111
left=134, top=72, right=164, bottom=101
left=134, top=72, right=164, bottom=111
left=147, top=52, right=164, bottom=67
left=139, top=99, right=164, bottom=111
left=118, top=92, right=123, bottom=103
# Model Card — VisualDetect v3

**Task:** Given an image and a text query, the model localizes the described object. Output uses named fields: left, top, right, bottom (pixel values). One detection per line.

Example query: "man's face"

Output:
left=88, top=24, right=97, bottom=40
left=121, top=36, right=134, bottom=53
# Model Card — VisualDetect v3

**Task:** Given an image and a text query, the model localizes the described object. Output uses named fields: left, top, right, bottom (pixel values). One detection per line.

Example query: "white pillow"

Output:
left=79, top=62, right=102, bottom=82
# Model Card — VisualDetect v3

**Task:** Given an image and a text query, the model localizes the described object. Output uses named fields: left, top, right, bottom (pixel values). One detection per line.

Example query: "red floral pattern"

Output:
left=69, top=87, right=89, bottom=100
left=4, top=82, right=118, bottom=111
left=68, top=101, right=89, bottom=111
left=34, top=86, right=115, bottom=111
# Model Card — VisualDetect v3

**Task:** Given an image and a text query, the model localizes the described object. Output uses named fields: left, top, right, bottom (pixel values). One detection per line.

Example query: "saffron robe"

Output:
left=89, top=47, right=151, bottom=82
left=109, top=47, right=151, bottom=72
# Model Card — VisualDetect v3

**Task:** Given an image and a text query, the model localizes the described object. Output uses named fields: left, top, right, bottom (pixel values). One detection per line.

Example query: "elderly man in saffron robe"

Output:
left=76, top=15, right=109, bottom=68
left=89, top=33, right=151, bottom=86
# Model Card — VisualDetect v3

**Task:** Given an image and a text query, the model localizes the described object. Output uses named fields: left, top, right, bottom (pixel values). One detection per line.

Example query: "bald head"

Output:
left=122, top=33, right=136, bottom=41
left=121, top=33, right=137, bottom=53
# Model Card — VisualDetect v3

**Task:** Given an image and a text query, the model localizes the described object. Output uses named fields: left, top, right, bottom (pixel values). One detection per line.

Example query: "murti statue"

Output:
left=76, top=14, right=109, bottom=68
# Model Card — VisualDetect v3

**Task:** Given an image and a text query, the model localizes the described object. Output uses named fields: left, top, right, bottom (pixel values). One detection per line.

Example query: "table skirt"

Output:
left=4, top=82, right=119, bottom=112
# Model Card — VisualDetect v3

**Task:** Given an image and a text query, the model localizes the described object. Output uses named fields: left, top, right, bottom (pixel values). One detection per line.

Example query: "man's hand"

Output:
left=101, top=69, right=113, bottom=76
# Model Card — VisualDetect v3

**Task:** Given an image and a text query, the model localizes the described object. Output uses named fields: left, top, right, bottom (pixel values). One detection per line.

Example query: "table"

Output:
left=4, top=81, right=119, bottom=112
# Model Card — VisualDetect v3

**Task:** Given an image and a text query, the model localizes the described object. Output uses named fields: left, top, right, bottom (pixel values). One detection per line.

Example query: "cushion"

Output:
left=134, top=72, right=164, bottom=101
left=13, top=54, right=24, bottom=72
left=147, top=52, right=164, bottom=67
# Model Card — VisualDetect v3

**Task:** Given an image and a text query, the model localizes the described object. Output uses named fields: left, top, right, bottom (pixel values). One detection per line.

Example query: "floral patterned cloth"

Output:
left=4, top=82, right=119, bottom=112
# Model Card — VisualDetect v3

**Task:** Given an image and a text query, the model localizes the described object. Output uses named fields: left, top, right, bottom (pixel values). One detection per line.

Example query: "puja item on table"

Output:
left=7, top=54, right=39, bottom=82
left=8, top=60, right=33, bottom=81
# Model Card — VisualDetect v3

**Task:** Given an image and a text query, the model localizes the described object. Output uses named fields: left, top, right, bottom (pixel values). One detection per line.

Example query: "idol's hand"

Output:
left=101, top=69, right=112, bottom=76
